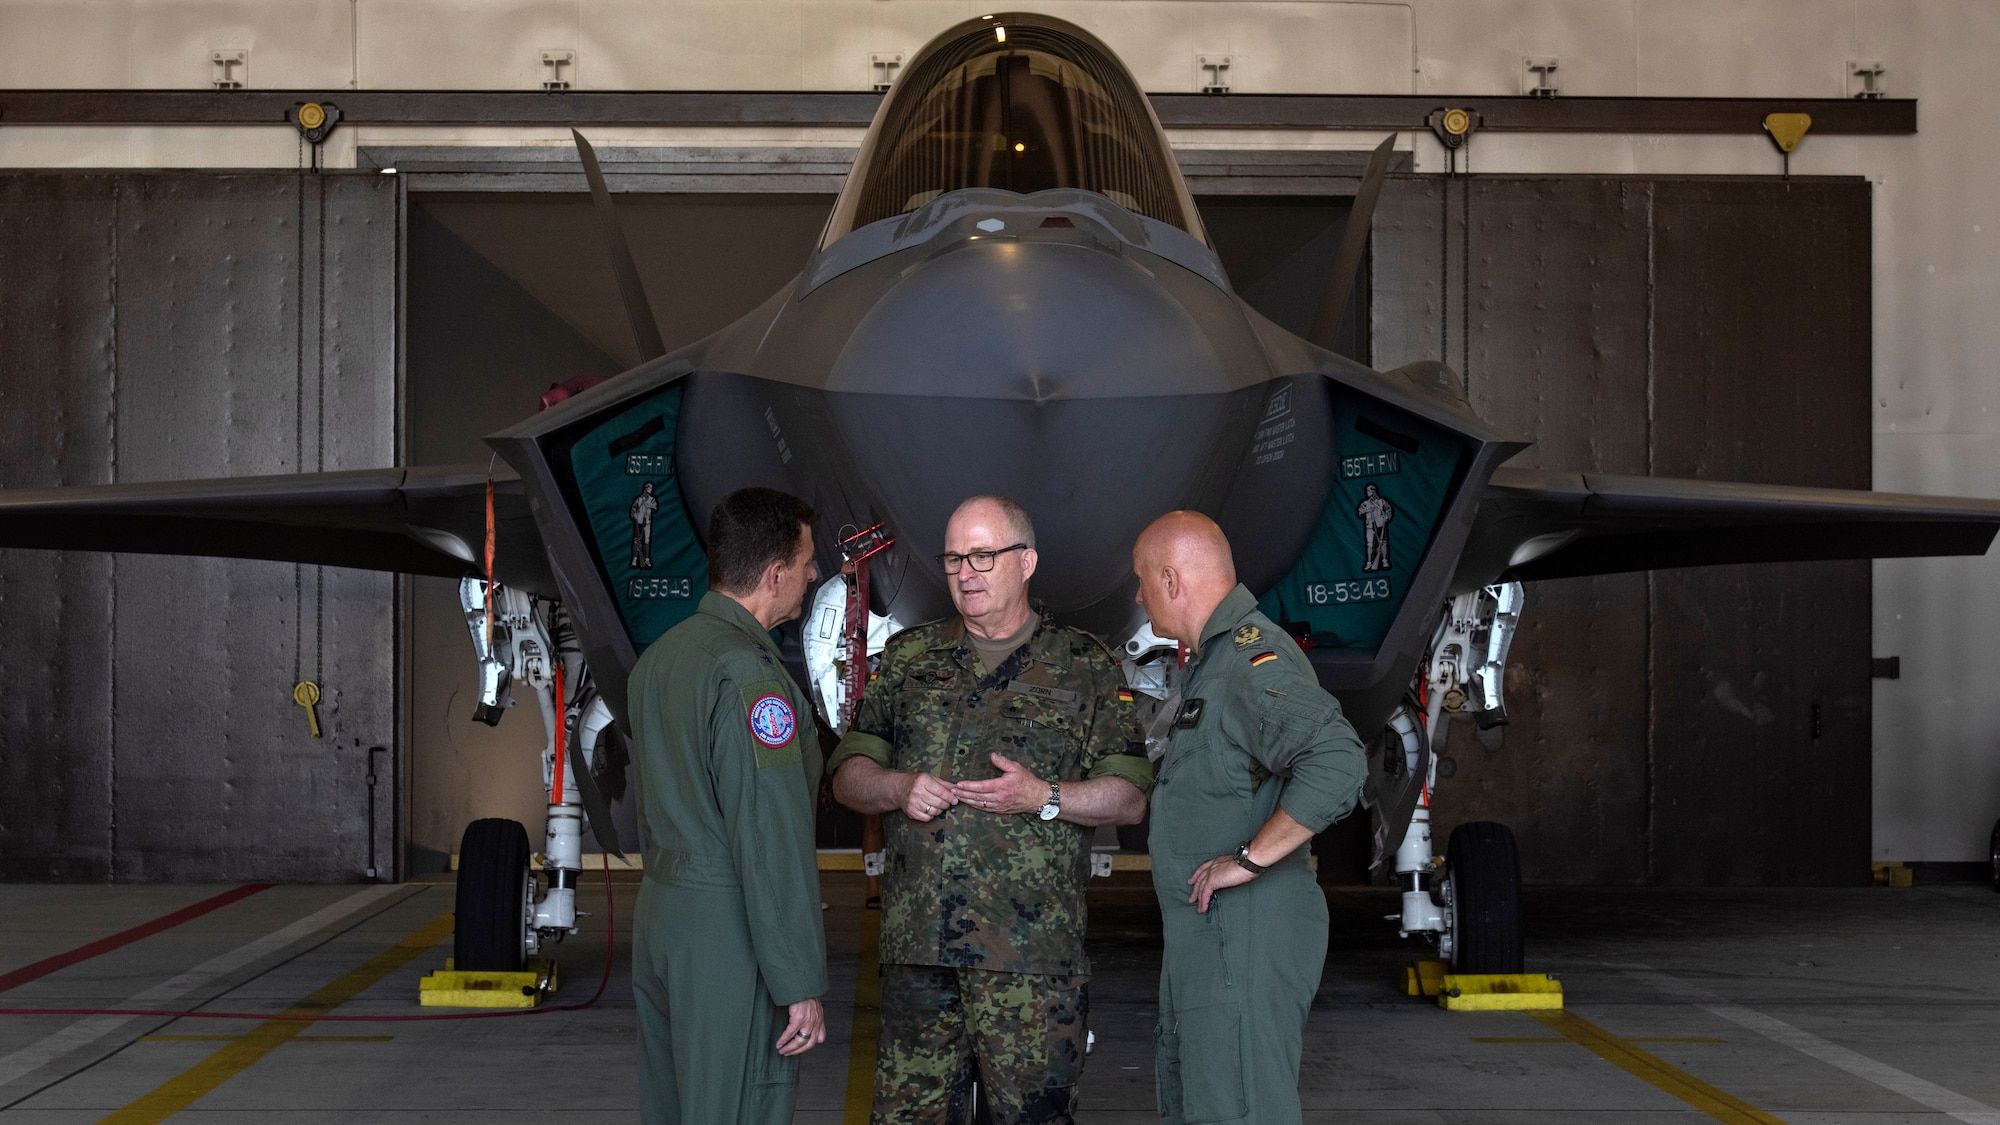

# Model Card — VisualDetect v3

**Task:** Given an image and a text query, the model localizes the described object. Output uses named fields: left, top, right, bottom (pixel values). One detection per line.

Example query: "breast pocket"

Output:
left=889, top=683, right=951, bottom=772
left=1157, top=732, right=1252, bottom=858
left=1003, top=694, right=1082, bottom=779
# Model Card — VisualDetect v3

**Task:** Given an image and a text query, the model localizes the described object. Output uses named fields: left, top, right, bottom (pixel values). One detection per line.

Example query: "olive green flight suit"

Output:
left=627, top=591, right=827, bottom=1125
left=830, top=608, right=1153, bottom=1125
left=1148, top=585, right=1366, bottom=1125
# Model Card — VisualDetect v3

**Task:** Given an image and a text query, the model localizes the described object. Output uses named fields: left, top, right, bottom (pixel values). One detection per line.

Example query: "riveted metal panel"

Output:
left=1378, top=176, right=1654, bottom=883
left=0, top=172, right=398, bottom=883
left=1373, top=175, right=1871, bottom=885
left=1647, top=179, right=1873, bottom=885
left=0, top=175, right=119, bottom=880
left=317, top=174, right=401, bottom=884
left=1453, top=177, right=1655, bottom=884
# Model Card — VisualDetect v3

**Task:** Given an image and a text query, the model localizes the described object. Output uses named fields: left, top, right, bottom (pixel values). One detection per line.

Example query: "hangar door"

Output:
left=1373, top=176, right=1874, bottom=885
left=0, top=172, right=399, bottom=883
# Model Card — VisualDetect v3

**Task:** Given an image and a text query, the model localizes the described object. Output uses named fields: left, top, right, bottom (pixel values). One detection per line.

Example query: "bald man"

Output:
left=1132, top=512, right=1366, bottom=1125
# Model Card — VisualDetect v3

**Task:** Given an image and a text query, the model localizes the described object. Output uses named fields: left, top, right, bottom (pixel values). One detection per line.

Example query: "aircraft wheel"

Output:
left=1446, top=821, right=1524, bottom=974
left=1990, top=818, right=1999, bottom=893
left=455, top=818, right=531, bottom=972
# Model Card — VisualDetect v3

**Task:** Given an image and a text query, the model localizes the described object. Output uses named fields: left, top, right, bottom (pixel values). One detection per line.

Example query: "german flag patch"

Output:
left=1249, top=651, right=1279, bottom=667
left=1116, top=688, right=1134, bottom=702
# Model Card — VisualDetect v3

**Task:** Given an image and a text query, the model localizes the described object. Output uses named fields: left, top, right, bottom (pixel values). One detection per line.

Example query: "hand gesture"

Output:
left=953, top=753, right=1046, bottom=816
left=901, top=772, right=959, bottom=822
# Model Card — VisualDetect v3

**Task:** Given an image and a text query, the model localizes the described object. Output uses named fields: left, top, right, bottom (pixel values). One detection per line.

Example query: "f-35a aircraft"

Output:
left=6, top=12, right=2000, bottom=975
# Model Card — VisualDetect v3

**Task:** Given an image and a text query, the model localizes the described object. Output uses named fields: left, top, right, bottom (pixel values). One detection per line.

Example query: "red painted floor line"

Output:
left=0, top=883, right=275, bottom=994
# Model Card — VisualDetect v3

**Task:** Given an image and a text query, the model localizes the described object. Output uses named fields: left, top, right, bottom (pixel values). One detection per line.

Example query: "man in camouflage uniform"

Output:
left=627, top=488, right=828, bottom=1125
left=1132, top=511, right=1366, bottom=1125
left=831, top=495, right=1154, bottom=1125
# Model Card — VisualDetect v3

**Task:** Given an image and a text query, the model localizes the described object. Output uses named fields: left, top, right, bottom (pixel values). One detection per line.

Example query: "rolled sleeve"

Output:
left=1254, top=691, right=1366, bottom=834
left=829, top=729, right=893, bottom=774
left=1077, top=650, right=1155, bottom=795
left=828, top=660, right=898, bottom=777
left=1082, top=749, right=1154, bottom=794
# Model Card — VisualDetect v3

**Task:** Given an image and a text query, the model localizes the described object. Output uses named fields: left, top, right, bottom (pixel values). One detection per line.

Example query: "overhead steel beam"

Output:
left=1149, top=93, right=1915, bottom=133
left=0, top=90, right=1917, bottom=134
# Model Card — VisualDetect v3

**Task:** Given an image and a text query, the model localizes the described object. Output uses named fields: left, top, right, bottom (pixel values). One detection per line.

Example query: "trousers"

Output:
left=871, top=963, right=1089, bottom=1125
left=634, top=879, right=800, bottom=1125
left=1154, top=866, right=1328, bottom=1125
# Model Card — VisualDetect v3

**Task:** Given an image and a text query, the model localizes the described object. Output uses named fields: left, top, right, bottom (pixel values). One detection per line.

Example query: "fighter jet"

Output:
left=5, top=12, right=1999, bottom=974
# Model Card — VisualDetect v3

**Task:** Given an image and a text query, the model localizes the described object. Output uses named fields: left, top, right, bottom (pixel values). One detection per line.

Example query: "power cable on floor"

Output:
left=0, top=854, right=615, bottom=1023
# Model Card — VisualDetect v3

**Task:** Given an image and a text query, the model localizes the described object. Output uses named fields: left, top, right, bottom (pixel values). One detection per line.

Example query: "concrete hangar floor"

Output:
left=0, top=869, right=1994, bottom=1123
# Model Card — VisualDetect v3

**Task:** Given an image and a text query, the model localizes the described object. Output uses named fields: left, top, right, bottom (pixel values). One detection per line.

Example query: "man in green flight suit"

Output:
left=1132, top=511, right=1367, bottom=1125
left=830, top=495, right=1155, bottom=1125
left=627, top=487, right=828, bottom=1125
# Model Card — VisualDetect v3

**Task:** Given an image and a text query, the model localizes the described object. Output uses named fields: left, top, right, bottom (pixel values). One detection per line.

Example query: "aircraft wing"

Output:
left=1463, top=468, right=2000, bottom=584
left=0, top=464, right=553, bottom=594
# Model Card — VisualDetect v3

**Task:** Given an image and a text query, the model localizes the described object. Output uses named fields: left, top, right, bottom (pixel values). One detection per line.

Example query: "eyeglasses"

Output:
left=936, top=543, right=1028, bottom=574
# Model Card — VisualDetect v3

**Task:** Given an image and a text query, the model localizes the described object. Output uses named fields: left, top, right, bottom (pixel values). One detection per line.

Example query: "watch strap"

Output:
left=1233, top=841, right=1269, bottom=874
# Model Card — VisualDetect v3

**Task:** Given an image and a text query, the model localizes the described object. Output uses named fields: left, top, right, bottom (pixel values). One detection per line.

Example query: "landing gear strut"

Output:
left=1382, top=583, right=1528, bottom=969
left=454, top=578, right=622, bottom=971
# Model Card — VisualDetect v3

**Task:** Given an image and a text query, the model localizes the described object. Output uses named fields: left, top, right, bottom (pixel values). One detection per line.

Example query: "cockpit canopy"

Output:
left=821, top=14, right=1204, bottom=247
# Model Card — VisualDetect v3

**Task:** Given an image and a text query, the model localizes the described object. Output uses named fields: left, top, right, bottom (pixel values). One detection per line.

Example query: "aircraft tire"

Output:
left=1446, top=821, right=1523, bottom=974
left=455, top=817, right=531, bottom=972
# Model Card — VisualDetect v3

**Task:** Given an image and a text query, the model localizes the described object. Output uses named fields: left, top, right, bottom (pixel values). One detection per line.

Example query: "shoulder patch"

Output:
left=1233, top=624, right=1262, bottom=649
left=746, top=693, right=797, bottom=749
left=1250, top=651, right=1279, bottom=667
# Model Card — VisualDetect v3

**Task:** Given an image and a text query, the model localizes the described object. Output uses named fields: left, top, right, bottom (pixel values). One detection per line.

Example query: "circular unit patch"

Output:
left=747, top=694, right=797, bottom=748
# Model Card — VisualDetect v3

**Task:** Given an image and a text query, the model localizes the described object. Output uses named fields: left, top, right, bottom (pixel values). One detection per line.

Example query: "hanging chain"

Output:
left=1462, top=137, right=1472, bottom=389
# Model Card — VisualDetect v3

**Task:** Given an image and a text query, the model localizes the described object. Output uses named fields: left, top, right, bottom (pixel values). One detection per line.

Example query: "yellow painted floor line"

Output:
left=1474, top=1035, right=1725, bottom=1044
left=98, top=912, right=453, bottom=1125
left=842, top=901, right=882, bottom=1125
left=137, top=1034, right=394, bottom=1044
left=1528, top=1010, right=1789, bottom=1125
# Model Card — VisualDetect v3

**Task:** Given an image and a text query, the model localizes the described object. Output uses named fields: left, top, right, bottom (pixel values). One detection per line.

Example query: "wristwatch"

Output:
left=1038, top=783, right=1062, bottom=821
left=1233, top=841, right=1270, bottom=874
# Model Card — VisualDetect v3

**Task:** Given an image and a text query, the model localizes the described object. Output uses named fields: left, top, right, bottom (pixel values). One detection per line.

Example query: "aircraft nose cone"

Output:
left=823, top=239, right=1238, bottom=632
left=826, top=239, right=1229, bottom=400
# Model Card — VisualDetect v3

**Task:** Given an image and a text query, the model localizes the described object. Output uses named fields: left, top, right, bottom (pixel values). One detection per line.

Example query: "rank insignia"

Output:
left=1233, top=624, right=1262, bottom=648
left=1250, top=651, right=1278, bottom=667
left=1173, top=698, right=1205, bottom=730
